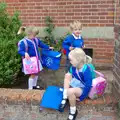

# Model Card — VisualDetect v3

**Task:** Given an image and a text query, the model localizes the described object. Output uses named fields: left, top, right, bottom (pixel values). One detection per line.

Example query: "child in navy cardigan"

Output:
left=59, top=48, right=93, bottom=120
left=18, top=26, right=53, bottom=90
left=62, top=21, right=84, bottom=72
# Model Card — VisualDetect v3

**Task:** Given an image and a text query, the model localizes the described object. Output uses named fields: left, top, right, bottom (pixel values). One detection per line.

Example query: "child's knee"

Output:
left=67, top=88, right=75, bottom=97
left=30, top=74, right=36, bottom=79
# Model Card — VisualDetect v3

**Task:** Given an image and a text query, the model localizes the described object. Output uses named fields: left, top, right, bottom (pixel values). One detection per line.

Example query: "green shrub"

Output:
left=43, top=16, right=55, bottom=47
left=0, top=2, right=23, bottom=87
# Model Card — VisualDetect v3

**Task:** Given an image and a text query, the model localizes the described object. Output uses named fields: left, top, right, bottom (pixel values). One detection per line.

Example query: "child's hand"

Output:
left=49, top=47, right=54, bottom=50
left=25, top=53, right=30, bottom=60
left=82, top=45, right=85, bottom=48
left=69, top=46, right=74, bottom=50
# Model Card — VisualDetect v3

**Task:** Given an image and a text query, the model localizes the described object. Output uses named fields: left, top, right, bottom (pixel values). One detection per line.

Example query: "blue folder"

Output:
left=40, top=86, right=63, bottom=110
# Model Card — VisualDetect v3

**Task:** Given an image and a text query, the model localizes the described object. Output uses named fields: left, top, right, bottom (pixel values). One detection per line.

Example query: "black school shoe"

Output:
left=58, top=98, right=68, bottom=112
left=33, top=86, right=44, bottom=90
left=67, top=109, right=78, bottom=120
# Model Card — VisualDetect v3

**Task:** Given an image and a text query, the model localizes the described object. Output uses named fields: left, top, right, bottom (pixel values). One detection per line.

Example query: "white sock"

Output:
left=28, top=78, right=34, bottom=90
left=70, top=106, right=76, bottom=114
left=33, top=76, right=38, bottom=86
left=63, top=89, right=67, bottom=99
left=61, top=89, right=67, bottom=104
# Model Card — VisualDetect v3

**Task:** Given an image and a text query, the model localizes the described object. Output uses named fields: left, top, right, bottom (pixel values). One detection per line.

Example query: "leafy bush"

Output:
left=0, top=2, right=23, bottom=87
left=44, top=16, right=55, bottom=46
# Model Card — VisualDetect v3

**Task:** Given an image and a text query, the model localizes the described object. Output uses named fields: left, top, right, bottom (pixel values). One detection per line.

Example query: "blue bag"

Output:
left=40, top=86, right=63, bottom=110
left=41, top=49, right=61, bottom=70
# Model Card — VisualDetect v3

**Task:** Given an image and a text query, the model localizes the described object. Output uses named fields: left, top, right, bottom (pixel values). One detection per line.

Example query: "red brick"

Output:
left=104, top=94, right=113, bottom=104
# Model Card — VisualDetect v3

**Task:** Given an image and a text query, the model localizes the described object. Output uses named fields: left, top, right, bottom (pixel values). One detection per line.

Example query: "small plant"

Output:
left=44, top=16, right=55, bottom=46
left=0, top=2, right=23, bottom=87
left=54, top=32, right=71, bottom=51
left=43, top=16, right=71, bottom=51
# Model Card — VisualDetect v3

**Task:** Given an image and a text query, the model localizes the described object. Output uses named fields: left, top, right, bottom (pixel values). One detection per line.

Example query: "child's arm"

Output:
left=81, top=37, right=85, bottom=48
left=79, top=66, right=92, bottom=101
left=18, top=40, right=26, bottom=57
left=62, top=36, right=72, bottom=50
left=37, top=38, right=50, bottom=49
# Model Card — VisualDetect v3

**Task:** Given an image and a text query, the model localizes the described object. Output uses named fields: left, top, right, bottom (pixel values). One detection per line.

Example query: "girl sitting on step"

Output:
left=59, top=48, right=93, bottom=120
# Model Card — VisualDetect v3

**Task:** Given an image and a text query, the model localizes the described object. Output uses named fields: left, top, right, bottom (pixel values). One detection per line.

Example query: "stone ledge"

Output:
left=80, top=93, right=117, bottom=105
left=0, top=88, right=117, bottom=106
left=0, top=88, right=44, bottom=105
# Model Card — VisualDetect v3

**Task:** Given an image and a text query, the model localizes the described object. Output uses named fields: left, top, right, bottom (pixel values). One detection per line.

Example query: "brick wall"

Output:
left=113, top=0, right=120, bottom=98
left=84, top=38, right=114, bottom=68
left=1, top=0, right=114, bottom=26
left=0, top=0, right=115, bottom=67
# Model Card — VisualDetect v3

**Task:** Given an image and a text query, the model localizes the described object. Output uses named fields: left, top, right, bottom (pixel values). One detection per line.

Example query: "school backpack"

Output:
left=22, top=56, right=39, bottom=74
left=84, top=64, right=107, bottom=99
left=88, top=70, right=107, bottom=99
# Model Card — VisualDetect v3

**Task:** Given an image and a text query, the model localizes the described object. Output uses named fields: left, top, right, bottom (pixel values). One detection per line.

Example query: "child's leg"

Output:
left=32, top=75, right=41, bottom=89
left=67, top=88, right=82, bottom=107
left=59, top=73, right=72, bottom=112
left=63, top=73, right=72, bottom=99
left=28, top=74, right=36, bottom=90
left=67, top=88, right=82, bottom=120
left=33, top=75, right=38, bottom=87
left=65, top=58, right=71, bottom=73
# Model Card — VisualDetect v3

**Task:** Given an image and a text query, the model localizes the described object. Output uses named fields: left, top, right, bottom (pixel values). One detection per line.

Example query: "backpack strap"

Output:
left=94, top=70, right=104, bottom=77
left=23, top=39, right=28, bottom=52
left=87, top=64, right=104, bottom=77
left=34, top=37, right=39, bottom=46
left=23, top=38, right=38, bottom=52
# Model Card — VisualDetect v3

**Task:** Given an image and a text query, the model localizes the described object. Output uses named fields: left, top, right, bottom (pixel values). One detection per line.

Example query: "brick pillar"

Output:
left=113, top=25, right=120, bottom=98
left=113, top=0, right=120, bottom=99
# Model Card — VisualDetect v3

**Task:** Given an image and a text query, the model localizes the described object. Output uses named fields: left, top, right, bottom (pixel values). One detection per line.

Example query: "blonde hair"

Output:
left=25, top=26, right=39, bottom=36
left=69, top=48, right=86, bottom=65
left=86, top=55, right=92, bottom=64
left=17, top=26, right=26, bottom=35
left=70, top=20, right=82, bottom=30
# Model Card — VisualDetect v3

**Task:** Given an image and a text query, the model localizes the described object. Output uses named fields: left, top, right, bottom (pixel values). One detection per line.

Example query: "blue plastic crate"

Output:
left=41, top=49, right=61, bottom=70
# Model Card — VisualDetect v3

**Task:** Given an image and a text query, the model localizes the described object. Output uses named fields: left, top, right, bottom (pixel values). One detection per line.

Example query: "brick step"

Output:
left=99, top=70, right=113, bottom=93
left=0, top=89, right=117, bottom=106
left=0, top=88, right=118, bottom=120
left=105, top=80, right=113, bottom=93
